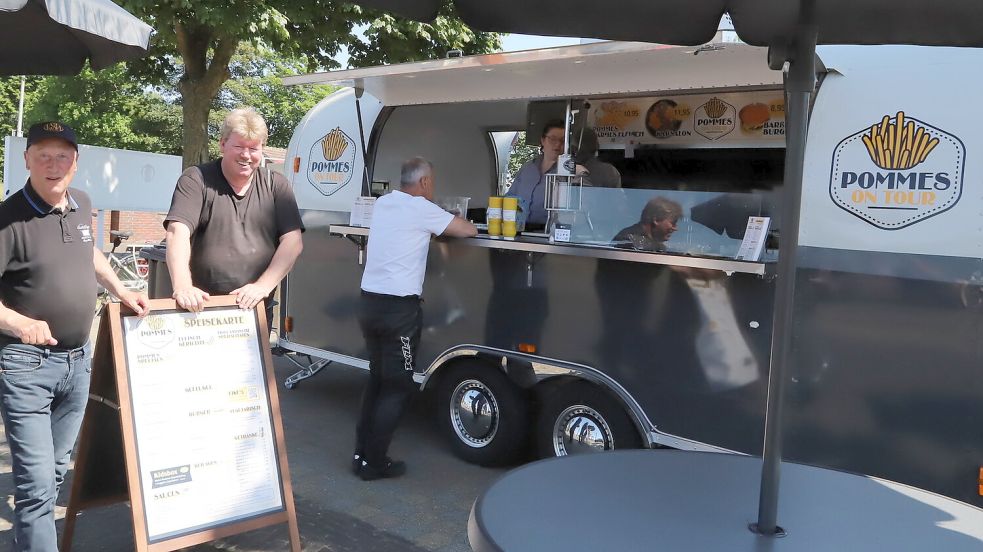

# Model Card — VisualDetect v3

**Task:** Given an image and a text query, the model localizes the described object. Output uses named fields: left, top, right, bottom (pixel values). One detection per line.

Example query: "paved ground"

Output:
left=0, top=344, right=507, bottom=551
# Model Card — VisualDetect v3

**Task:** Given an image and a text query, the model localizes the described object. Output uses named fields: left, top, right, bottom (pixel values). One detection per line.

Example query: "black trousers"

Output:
left=355, top=291, right=422, bottom=466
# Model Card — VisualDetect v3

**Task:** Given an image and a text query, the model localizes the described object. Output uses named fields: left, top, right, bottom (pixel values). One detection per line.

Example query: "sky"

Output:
left=335, top=33, right=584, bottom=68
left=500, top=34, right=583, bottom=52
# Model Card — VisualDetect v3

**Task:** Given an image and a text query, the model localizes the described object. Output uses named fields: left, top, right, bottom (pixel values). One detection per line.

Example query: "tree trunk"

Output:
left=174, top=23, right=238, bottom=170
left=179, top=80, right=213, bottom=169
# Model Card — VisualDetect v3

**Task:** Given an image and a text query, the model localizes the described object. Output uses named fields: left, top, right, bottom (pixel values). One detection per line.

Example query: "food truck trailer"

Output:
left=276, top=40, right=983, bottom=508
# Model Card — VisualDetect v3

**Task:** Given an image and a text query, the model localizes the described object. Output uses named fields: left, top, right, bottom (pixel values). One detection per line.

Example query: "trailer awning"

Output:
left=283, top=41, right=783, bottom=106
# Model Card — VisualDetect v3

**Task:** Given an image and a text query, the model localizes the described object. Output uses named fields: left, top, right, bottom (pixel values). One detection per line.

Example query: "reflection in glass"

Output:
left=567, top=187, right=778, bottom=261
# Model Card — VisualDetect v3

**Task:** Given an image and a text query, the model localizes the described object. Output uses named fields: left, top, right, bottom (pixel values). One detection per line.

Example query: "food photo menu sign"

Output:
left=590, top=91, right=786, bottom=148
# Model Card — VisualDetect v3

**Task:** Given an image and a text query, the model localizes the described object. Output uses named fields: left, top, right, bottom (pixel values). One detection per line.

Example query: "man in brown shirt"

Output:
left=163, top=108, right=304, bottom=321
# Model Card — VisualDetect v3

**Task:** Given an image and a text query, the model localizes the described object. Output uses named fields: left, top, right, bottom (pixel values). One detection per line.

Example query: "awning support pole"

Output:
left=753, top=0, right=817, bottom=537
left=354, top=86, right=372, bottom=196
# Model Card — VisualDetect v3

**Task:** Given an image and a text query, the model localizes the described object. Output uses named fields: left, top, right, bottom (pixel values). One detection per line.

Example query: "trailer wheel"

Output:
left=436, top=362, right=529, bottom=466
left=536, top=380, right=642, bottom=458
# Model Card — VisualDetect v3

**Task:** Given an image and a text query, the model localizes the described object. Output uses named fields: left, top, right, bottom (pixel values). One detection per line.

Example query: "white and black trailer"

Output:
left=275, top=40, right=983, bottom=510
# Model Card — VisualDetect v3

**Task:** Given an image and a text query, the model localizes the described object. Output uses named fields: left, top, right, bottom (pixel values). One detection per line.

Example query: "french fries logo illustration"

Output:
left=138, top=314, right=175, bottom=349
left=704, top=97, right=727, bottom=119
left=694, top=97, right=736, bottom=140
left=828, top=111, right=963, bottom=230
left=308, top=127, right=356, bottom=197
left=861, top=111, right=939, bottom=170
left=321, top=128, right=348, bottom=161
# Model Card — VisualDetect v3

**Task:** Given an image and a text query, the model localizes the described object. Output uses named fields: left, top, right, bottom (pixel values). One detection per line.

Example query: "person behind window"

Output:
left=506, top=119, right=586, bottom=228
left=573, top=127, right=621, bottom=188
left=613, top=196, right=683, bottom=252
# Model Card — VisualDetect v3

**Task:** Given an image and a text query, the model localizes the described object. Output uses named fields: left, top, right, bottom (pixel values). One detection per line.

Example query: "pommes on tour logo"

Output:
left=829, top=111, right=964, bottom=230
left=307, top=127, right=356, bottom=197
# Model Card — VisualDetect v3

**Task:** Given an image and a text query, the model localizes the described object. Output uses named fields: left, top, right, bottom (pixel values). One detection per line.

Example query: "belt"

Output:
left=361, top=290, right=421, bottom=301
left=41, top=345, right=88, bottom=360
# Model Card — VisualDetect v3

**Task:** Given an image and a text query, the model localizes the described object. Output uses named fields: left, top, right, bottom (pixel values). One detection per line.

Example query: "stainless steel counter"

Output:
left=329, top=224, right=770, bottom=276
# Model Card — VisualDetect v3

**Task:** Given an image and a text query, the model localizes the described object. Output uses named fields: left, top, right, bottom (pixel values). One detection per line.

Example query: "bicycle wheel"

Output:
left=112, top=254, right=148, bottom=292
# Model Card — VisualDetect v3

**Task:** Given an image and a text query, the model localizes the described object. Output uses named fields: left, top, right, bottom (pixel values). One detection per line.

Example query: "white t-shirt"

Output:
left=360, top=190, right=454, bottom=297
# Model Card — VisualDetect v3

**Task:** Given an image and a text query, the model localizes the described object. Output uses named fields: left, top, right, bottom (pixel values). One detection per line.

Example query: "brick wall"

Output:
left=91, top=211, right=167, bottom=251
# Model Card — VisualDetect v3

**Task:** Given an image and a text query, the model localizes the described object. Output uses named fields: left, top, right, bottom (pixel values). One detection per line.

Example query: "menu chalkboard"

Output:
left=62, top=297, right=300, bottom=552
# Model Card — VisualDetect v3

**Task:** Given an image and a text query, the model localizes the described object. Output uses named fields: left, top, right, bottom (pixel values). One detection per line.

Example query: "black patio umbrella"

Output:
left=347, top=0, right=983, bottom=538
left=0, top=0, right=152, bottom=76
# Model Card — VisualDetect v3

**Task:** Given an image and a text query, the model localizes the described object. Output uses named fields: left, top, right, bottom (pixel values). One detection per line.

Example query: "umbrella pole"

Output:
left=753, top=2, right=817, bottom=537
left=17, top=75, right=25, bottom=137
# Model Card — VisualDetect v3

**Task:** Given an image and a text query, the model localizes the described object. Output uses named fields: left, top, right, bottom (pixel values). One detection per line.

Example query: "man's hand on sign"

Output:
left=120, top=291, right=151, bottom=318
left=11, top=315, right=57, bottom=346
left=172, top=286, right=210, bottom=313
left=230, top=282, right=271, bottom=310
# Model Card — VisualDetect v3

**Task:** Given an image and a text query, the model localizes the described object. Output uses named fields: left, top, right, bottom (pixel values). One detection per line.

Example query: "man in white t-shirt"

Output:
left=355, top=157, right=477, bottom=481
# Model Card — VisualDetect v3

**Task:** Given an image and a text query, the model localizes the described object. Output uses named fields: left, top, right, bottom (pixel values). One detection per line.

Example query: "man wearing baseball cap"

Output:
left=0, top=121, right=149, bottom=550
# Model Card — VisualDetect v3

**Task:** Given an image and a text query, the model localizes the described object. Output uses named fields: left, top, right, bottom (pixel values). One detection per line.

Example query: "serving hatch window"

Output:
left=489, top=130, right=539, bottom=195
left=571, top=146, right=784, bottom=262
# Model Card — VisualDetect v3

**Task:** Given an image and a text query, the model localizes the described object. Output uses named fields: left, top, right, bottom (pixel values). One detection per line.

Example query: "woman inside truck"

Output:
left=505, top=119, right=587, bottom=230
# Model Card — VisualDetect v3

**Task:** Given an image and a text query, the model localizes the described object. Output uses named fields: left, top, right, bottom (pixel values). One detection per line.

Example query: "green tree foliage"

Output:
left=213, top=44, right=337, bottom=150
left=0, top=76, right=46, bottom=188
left=117, top=0, right=501, bottom=168
left=347, top=8, right=502, bottom=67
left=28, top=64, right=182, bottom=156
left=508, top=132, right=540, bottom=180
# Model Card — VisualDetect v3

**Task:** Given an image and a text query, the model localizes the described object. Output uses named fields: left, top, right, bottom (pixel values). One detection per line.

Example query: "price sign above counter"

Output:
left=590, top=91, right=786, bottom=149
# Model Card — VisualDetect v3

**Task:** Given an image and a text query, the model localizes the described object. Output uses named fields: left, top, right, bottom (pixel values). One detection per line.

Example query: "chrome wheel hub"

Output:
left=450, top=379, right=499, bottom=448
left=552, top=405, right=614, bottom=455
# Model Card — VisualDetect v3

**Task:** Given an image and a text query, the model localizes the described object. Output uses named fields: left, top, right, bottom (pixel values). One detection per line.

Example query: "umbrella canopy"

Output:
left=353, top=0, right=983, bottom=48
left=0, top=0, right=152, bottom=76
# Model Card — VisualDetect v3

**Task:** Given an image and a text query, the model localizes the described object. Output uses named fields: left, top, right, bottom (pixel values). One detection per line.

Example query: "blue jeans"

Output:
left=0, top=342, right=92, bottom=552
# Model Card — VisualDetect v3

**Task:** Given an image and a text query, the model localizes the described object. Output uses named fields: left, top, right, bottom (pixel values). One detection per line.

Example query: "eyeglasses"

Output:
left=34, top=152, right=75, bottom=165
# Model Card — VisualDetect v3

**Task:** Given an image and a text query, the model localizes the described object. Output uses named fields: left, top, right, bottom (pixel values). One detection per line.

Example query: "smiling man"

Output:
left=164, top=108, right=304, bottom=322
left=0, top=121, right=149, bottom=551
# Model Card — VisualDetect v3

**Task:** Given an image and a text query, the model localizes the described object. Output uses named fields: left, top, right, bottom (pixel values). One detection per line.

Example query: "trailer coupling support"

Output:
left=283, top=355, right=332, bottom=390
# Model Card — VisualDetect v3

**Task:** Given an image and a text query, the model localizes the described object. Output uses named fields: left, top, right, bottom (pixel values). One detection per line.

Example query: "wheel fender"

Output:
left=420, top=346, right=536, bottom=391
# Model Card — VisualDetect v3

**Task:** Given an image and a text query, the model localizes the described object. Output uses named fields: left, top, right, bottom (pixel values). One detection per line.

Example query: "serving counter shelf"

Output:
left=328, top=224, right=771, bottom=276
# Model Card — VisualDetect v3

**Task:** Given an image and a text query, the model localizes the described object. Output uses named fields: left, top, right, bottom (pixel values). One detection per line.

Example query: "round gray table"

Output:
left=469, top=450, right=983, bottom=551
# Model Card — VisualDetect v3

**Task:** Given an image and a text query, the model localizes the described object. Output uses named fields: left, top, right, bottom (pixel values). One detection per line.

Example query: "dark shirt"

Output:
left=613, top=223, right=666, bottom=252
left=0, top=184, right=97, bottom=349
left=164, top=160, right=304, bottom=295
left=583, top=157, right=622, bottom=188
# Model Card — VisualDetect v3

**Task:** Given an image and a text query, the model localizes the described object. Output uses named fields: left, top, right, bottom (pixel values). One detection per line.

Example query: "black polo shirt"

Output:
left=0, top=184, right=97, bottom=349
left=164, top=160, right=304, bottom=295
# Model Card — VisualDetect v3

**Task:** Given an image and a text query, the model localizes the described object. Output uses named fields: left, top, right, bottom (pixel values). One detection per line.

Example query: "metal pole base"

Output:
left=748, top=523, right=787, bottom=538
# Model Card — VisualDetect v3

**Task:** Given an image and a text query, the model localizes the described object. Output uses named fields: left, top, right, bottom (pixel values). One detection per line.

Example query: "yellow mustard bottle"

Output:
left=487, top=196, right=503, bottom=238
left=502, top=196, right=518, bottom=240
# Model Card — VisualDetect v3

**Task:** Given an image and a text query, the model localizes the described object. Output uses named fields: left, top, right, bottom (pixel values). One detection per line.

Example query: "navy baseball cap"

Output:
left=26, top=121, right=78, bottom=150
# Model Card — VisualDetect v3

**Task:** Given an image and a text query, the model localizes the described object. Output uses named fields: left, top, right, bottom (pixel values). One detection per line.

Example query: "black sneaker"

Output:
left=357, top=459, right=407, bottom=481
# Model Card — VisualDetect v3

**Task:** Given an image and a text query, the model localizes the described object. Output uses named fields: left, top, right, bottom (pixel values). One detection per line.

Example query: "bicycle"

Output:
left=95, top=230, right=150, bottom=313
